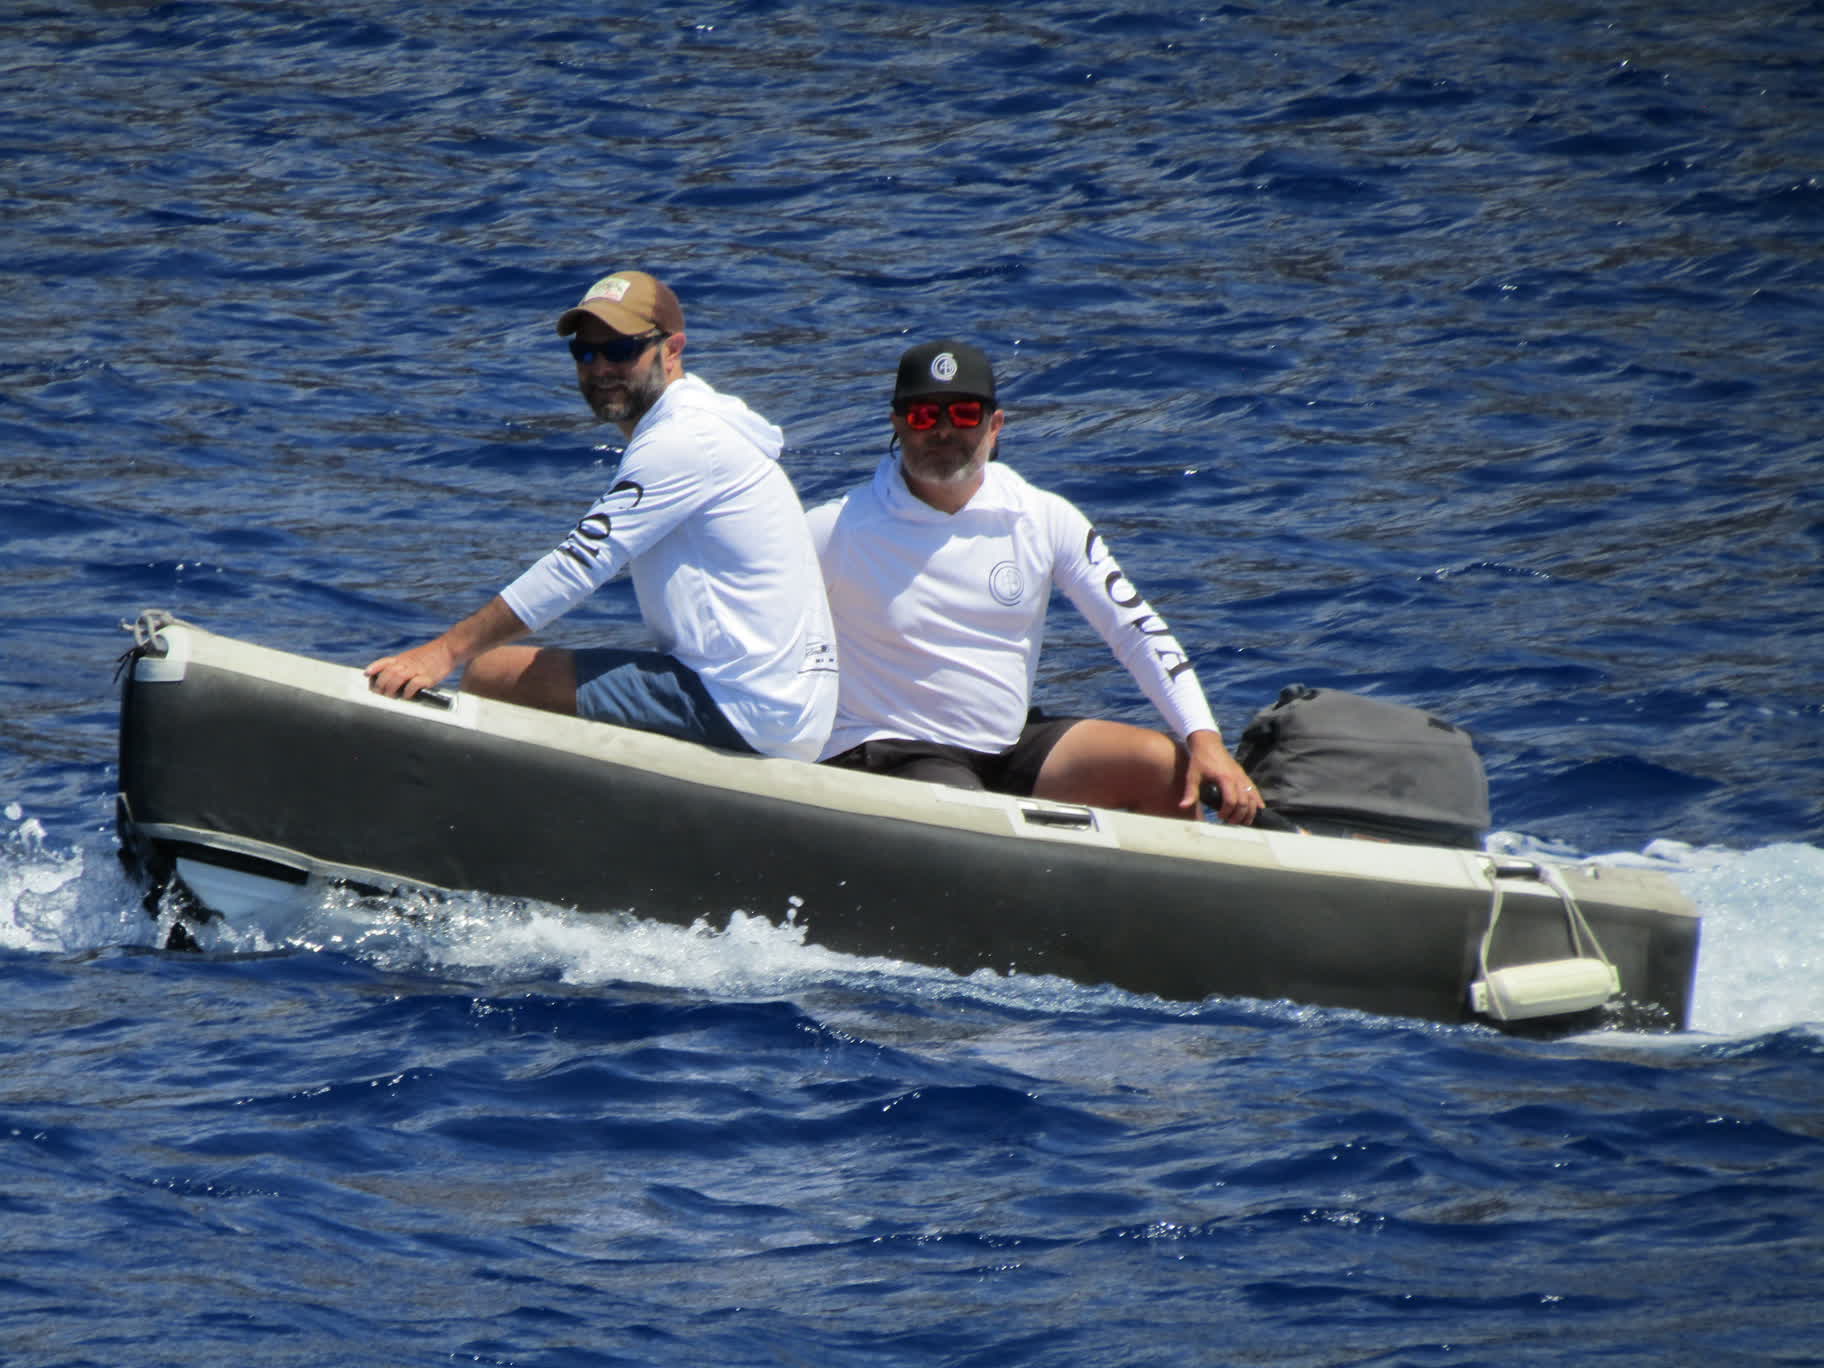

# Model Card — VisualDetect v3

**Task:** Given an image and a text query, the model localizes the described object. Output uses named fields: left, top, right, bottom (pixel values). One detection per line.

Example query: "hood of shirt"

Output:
left=638, top=373, right=785, bottom=461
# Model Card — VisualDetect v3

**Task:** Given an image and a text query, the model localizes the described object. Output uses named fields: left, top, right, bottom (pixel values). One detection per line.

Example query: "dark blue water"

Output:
left=4, top=2, right=1821, bottom=1363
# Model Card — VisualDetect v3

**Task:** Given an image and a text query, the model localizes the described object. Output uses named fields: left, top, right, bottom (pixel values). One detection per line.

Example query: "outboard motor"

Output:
left=1231, top=685, right=1490, bottom=848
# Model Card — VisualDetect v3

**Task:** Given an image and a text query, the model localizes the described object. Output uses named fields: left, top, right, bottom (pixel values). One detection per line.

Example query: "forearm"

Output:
left=364, top=596, right=530, bottom=698
left=1053, top=518, right=1220, bottom=740
left=435, top=595, right=532, bottom=670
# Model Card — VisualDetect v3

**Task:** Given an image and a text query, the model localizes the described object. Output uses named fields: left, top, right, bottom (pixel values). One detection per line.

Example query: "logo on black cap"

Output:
left=895, top=340, right=997, bottom=403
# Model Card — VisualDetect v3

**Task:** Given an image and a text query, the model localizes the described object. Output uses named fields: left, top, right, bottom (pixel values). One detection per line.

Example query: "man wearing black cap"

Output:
left=805, top=340, right=1261, bottom=822
left=365, top=270, right=837, bottom=761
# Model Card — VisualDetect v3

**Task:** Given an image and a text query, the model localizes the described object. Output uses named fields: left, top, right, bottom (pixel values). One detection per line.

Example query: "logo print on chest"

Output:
left=989, top=560, right=1024, bottom=606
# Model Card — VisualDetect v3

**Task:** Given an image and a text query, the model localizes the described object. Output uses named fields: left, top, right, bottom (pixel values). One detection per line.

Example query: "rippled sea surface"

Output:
left=4, top=2, right=1821, bottom=1364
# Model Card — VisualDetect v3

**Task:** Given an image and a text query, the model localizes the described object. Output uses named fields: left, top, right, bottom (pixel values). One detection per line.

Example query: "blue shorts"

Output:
left=571, top=648, right=756, bottom=754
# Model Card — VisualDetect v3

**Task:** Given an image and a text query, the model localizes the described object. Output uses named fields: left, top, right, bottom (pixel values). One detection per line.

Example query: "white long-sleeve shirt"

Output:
left=806, top=456, right=1218, bottom=760
left=501, top=374, right=838, bottom=761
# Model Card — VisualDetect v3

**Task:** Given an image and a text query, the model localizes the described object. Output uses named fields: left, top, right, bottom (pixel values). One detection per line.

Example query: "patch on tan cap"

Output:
left=584, top=275, right=633, bottom=304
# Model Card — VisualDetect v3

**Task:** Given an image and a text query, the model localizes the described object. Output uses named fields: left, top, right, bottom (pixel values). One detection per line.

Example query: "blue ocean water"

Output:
left=3, top=1, right=1821, bottom=1363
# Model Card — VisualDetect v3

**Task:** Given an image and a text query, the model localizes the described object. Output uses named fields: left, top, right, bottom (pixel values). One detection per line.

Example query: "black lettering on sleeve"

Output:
left=559, top=512, right=614, bottom=567
left=1155, top=647, right=1196, bottom=681
left=1103, top=569, right=1145, bottom=609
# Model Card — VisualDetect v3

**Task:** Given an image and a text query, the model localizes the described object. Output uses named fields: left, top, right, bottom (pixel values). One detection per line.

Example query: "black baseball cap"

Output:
left=893, top=340, right=997, bottom=404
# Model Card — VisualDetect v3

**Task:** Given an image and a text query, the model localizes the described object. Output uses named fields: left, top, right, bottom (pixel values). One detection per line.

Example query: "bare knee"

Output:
left=1033, top=720, right=1190, bottom=816
left=462, top=646, right=577, bottom=715
left=1120, top=731, right=1192, bottom=817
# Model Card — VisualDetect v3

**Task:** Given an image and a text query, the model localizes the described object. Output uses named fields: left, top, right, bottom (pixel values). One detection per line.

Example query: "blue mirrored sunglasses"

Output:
left=568, top=332, right=663, bottom=365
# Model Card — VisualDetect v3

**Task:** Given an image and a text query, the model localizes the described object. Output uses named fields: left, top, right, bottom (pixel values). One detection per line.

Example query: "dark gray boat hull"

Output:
left=116, top=615, right=1702, bottom=1029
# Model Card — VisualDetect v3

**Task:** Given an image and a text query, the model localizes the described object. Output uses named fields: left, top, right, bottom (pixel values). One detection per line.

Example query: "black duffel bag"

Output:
left=1231, top=685, right=1490, bottom=849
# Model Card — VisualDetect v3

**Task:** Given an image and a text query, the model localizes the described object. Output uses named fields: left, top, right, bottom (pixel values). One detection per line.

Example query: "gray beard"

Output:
left=906, top=455, right=982, bottom=485
left=900, top=438, right=991, bottom=486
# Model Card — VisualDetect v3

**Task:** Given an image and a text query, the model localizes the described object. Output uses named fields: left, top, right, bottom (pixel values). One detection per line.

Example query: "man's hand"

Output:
left=364, top=640, right=457, bottom=700
left=1182, top=729, right=1263, bottom=825
left=364, top=597, right=529, bottom=701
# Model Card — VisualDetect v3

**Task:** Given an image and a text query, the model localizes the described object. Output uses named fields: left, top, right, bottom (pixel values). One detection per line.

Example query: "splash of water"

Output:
left=4, top=801, right=1817, bottom=1035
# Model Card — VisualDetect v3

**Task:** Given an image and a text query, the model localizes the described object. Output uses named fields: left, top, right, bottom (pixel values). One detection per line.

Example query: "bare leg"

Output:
left=1031, top=719, right=1197, bottom=818
left=461, top=645, right=579, bottom=715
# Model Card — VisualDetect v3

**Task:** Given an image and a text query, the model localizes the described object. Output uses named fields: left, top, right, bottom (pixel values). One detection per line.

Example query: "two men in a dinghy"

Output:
left=805, top=340, right=1261, bottom=825
left=365, top=273, right=1255, bottom=822
left=365, top=270, right=838, bottom=762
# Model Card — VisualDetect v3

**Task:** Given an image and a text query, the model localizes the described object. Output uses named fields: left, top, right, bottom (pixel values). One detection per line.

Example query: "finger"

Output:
left=1214, top=783, right=1238, bottom=823
left=1232, top=781, right=1261, bottom=826
left=367, top=661, right=411, bottom=697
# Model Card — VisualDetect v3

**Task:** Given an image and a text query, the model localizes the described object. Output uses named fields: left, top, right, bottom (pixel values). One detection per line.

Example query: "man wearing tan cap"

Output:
left=365, top=270, right=838, bottom=761
left=806, top=339, right=1260, bottom=822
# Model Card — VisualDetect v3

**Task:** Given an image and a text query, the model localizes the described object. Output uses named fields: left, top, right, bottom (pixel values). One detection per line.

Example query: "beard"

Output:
left=581, top=348, right=669, bottom=424
left=899, top=432, right=991, bottom=486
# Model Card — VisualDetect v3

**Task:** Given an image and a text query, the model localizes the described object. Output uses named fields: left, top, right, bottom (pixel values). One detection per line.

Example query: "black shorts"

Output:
left=823, top=711, right=1085, bottom=797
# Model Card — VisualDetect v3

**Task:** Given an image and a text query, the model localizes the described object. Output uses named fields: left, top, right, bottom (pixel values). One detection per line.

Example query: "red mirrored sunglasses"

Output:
left=895, top=397, right=990, bottom=431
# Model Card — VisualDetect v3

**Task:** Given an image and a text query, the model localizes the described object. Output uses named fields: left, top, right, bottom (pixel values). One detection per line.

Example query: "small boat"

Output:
left=114, top=612, right=1701, bottom=1031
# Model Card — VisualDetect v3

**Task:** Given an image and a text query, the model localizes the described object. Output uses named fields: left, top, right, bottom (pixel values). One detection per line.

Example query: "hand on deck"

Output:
left=1184, top=729, right=1262, bottom=825
left=364, top=640, right=457, bottom=700
left=365, top=598, right=530, bottom=702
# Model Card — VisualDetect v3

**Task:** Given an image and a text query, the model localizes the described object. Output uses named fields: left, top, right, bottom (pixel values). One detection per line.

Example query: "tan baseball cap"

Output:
left=555, top=271, right=685, bottom=337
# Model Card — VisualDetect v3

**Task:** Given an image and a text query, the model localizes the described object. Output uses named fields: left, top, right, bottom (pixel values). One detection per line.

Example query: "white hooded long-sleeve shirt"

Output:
left=500, top=374, right=838, bottom=761
left=806, top=456, right=1218, bottom=761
